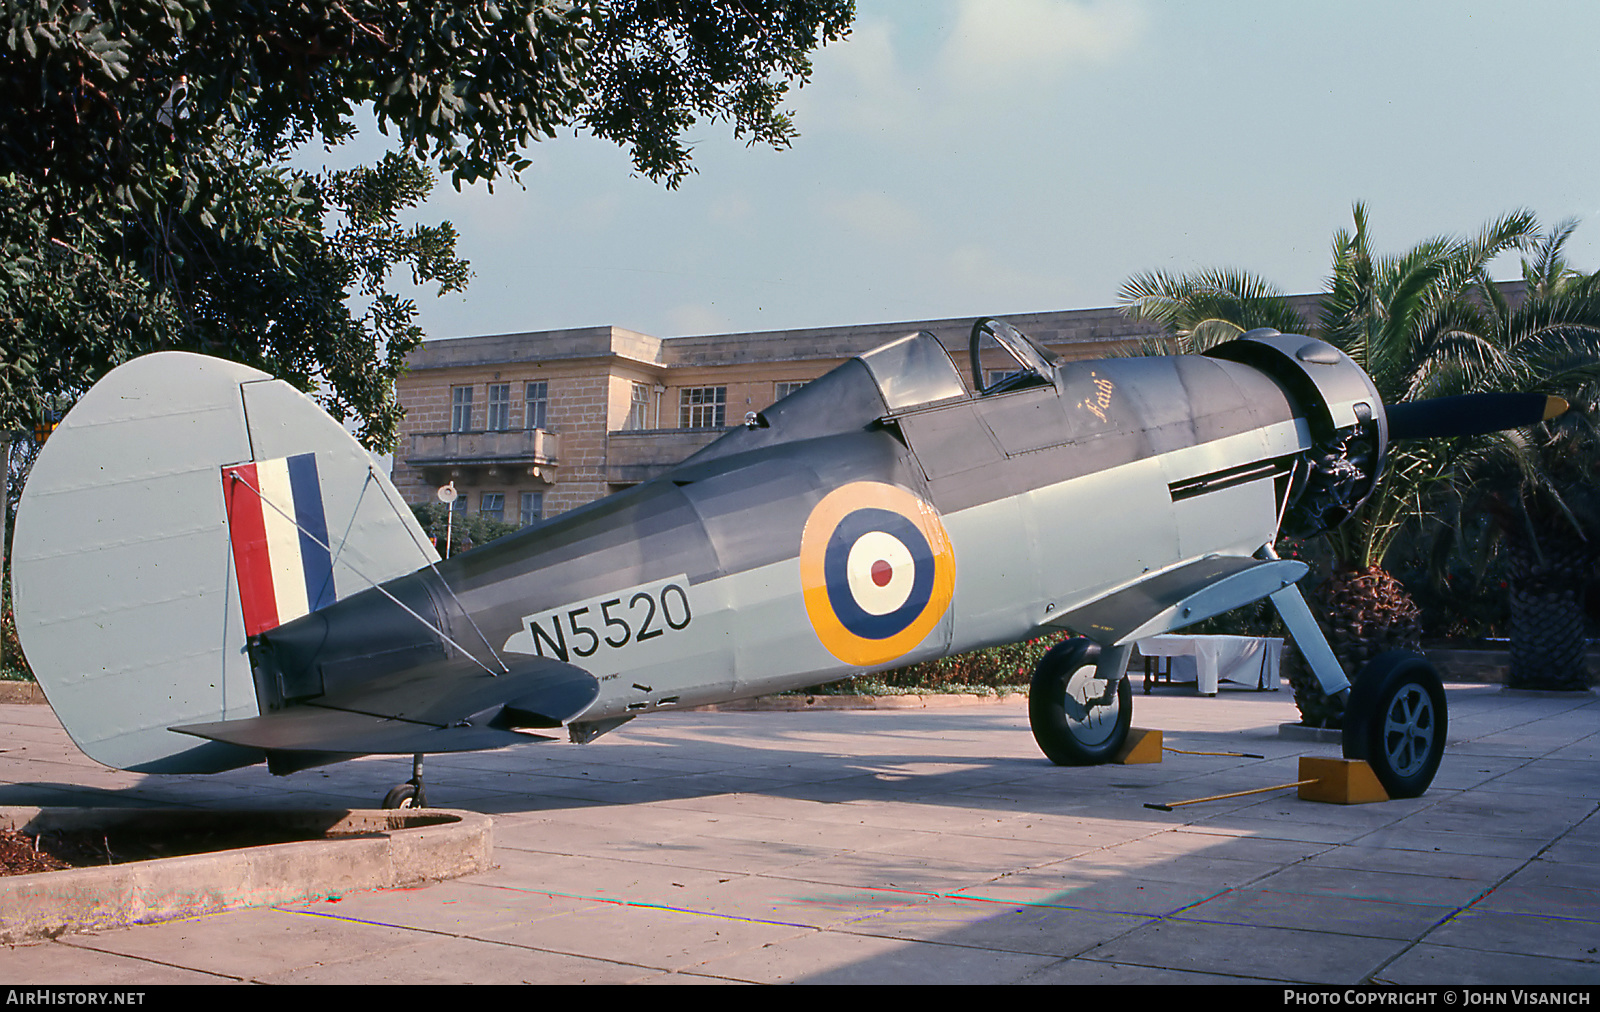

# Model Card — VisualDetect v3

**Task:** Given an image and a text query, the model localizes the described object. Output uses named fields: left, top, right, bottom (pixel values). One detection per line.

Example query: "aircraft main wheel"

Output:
left=1029, top=638, right=1132, bottom=765
left=1342, top=651, right=1447, bottom=798
left=383, top=783, right=426, bottom=809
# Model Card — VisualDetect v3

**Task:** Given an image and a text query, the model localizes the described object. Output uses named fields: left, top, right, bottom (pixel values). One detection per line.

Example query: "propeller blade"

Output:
left=1387, top=393, right=1569, bottom=440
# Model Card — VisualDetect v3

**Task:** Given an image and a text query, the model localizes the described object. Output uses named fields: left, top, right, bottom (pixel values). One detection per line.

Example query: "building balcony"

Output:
left=405, top=428, right=560, bottom=485
left=605, top=427, right=729, bottom=484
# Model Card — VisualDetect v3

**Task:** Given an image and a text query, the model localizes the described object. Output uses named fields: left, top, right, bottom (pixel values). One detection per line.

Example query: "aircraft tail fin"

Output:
left=12, top=353, right=438, bottom=773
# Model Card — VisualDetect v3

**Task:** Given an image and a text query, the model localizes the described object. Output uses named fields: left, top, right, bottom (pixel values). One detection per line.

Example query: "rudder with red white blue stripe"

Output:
left=222, top=452, right=338, bottom=637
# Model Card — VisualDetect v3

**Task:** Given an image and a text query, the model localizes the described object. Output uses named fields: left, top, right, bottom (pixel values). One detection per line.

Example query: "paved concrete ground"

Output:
left=0, top=684, right=1597, bottom=985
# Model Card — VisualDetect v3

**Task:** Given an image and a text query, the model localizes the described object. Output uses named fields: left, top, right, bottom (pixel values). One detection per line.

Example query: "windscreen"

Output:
left=858, top=331, right=969, bottom=410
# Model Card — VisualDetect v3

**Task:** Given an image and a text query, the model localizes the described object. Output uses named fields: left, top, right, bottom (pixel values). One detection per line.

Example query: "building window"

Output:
left=525, top=381, right=548, bottom=430
left=486, top=384, right=511, bottom=431
left=479, top=492, right=504, bottom=521
left=985, top=369, right=1022, bottom=389
left=628, top=382, right=650, bottom=430
left=450, top=386, right=473, bottom=432
left=678, top=386, right=726, bottom=429
left=774, top=381, right=807, bottom=401
left=520, top=491, right=543, bottom=526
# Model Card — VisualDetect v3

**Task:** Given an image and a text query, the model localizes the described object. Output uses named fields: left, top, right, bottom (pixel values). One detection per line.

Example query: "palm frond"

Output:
left=1444, top=208, right=1538, bottom=295
left=1474, top=267, right=1510, bottom=337
left=1524, top=216, right=1582, bottom=296
left=1118, top=267, right=1305, bottom=352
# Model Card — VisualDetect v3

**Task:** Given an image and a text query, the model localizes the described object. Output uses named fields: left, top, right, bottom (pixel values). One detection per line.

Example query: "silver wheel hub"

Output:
left=1382, top=683, right=1434, bottom=777
left=1061, top=664, right=1121, bottom=747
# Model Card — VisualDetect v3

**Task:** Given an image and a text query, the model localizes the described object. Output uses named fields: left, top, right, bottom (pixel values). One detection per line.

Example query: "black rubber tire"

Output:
left=1342, top=651, right=1447, bottom=798
left=383, top=783, right=425, bottom=809
left=1029, top=638, right=1133, bottom=766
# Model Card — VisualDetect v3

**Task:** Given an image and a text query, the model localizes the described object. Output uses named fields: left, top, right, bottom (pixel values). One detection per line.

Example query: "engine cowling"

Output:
left=1206, top=330, right=1388, bottom=537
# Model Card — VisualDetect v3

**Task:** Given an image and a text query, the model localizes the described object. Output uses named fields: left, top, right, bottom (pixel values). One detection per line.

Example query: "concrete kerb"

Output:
left=0, top=682, right=46, bottom=704
left=0, top=807, right=493, bottom=945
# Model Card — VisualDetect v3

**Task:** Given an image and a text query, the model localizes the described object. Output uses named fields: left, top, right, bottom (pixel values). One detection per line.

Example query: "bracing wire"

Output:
left=225, top=469, right=501, bottom=678
left=366, top=466, right=509, bottom=673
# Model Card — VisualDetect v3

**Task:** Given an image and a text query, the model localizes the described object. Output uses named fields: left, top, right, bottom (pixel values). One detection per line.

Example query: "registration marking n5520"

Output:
left=503, top=575, right=693, bottom=663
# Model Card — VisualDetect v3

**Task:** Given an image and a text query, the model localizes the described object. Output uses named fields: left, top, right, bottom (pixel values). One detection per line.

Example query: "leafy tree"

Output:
left=410, top=502, right=522, bottom=557
left=0, top=0, right=855, bottom=678
left=0, top=0, right=854, bottom=449
left=1120, top=205, right=1600, bottom=721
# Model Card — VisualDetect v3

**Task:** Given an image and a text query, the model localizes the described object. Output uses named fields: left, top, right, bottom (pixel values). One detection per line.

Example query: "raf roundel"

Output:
left=800, top=482, right=956, bottom=667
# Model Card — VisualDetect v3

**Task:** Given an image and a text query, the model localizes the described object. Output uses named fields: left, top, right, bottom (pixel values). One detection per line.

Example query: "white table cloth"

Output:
left=1137, top=635, right=1283, bottom=695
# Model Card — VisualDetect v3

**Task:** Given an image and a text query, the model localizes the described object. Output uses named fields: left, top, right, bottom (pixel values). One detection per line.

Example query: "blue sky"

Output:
left=338, top=1, right=1600, bottom=341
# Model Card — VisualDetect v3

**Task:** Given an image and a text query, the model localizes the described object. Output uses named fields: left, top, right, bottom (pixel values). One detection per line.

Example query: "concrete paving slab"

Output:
left=761, top=848, right=1019, bottom=894
left=1423, top=909, right=1600, bottom=964
left=692, top=926, right=1061, bottom=984
left=1345, top=826, right=1567, bottom=860
left=274, top=878, right=585, bottom=935
left=1508, top=857, right=1600, bottom=891
left=1172, top=886, right=1454, bottom=940
left=637, top=876, right=944, bottom=931
left=473, top=901, right=815, bottom=972
left=1469, top=882, right=1600, bottom=919
left=1247, top=864, right=1495, bottom=907
left=1018, top=957, right=1289, bottom=984
left=0, top=939, right=233, bottom=984
left=475, top=848, right=752, bottom=906
left=840, top=898, right=1152, bottom=957
left=3, top=685, right=1599, bottom=985
left=1378, top=943, right=1600, bottom=986
left=258, top=930, right=655, bottom=985
left=1297, top=845, right=1522, bottom=882
left=54, top=906, right=420, bottom=979
left=951, top=874, right=1231, bottom=915
left=1078, top=919, right=1409, bottom=984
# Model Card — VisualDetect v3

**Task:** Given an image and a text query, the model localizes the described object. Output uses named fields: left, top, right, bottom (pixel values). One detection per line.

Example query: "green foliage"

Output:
left=1, top=2, right=853, bottom=207
left=0, top=151, right=462, bottom=449
left=581, top=1, right=855, bottom=187
left=1, top=554, right=31, bottom=681
left=410, top=502, right=522, bottom=556
left=796, top=632, right=1069, bottom=695
left=1119, top=267, right=1310, bottom=353
left=0, top=0, right=855, bottom=682
left=0, top=1, right=855, bottom=446
left=1119, top=204, right=1600, bottom=575
left=1120, top=209, right=1600, bottom=688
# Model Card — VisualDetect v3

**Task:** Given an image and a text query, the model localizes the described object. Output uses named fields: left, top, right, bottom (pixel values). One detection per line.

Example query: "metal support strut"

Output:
left=383, top=753, right=428, bottom=809
left=1257, top=545, right=1350, bottom=705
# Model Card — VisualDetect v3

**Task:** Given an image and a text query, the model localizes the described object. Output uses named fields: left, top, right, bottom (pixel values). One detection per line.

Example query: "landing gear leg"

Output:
left=383, top=753, right=429, bottom=809
left=1269, top=579, right=1447, bottom=798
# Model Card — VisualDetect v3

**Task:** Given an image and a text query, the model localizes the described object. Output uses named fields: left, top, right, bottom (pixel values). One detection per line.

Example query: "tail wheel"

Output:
left=1029, top=638, right=1132, bottom=765
left=383, top=782, right=427, bottom=809
left=1342, top=651, right=1447, bottom=798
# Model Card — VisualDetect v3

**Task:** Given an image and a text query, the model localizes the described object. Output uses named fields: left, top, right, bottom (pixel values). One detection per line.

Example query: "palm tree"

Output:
left=1433, top=222, right=1600, bottom=689
left=1119, top=267, right=1313, bottom=353
left=1121, top=204, right=1551, bottom=723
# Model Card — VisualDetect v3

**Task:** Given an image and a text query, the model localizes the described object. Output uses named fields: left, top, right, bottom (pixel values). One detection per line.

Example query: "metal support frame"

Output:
left=1095, top=643, right=1133, bottom=687
left=1256, top=543, right=1350, bottom=701
left=1268, top=582, right=1350, bottom=700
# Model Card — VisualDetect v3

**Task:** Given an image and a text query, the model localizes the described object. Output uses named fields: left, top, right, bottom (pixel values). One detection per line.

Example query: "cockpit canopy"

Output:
left=680, top=330, right=968, bottom=467
left=856, top=330, right=969, bottom=410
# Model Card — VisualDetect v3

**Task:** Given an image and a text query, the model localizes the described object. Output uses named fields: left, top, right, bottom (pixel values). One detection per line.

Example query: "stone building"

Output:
left=390, top=304, right=1175, bottom=522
